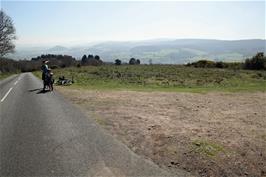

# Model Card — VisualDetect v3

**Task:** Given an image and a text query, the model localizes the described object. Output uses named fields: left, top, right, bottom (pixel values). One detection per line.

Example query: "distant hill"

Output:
left=8, top=39, right=266, bottom=64
left=47, top=45, right=68, bottom=52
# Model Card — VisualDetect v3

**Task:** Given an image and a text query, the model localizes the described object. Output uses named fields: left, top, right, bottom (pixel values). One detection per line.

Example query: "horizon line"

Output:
left=15, top=38, right=266, bottom=48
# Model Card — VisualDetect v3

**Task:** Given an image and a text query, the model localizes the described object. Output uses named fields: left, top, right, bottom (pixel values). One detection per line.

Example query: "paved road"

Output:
left=0, top=73, right=176, bottom=177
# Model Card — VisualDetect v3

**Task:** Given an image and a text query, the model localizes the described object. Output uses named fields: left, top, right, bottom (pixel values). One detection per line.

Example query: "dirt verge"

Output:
left=57, top=87, right=266, bottom=177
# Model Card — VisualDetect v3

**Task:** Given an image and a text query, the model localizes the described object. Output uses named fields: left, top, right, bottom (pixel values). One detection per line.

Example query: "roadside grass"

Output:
left=0, top=73, right=16, bottom=80
left=192, top=139, right=225, bottom=157
left=94, top=116, right=108, bottom=126
left=33, top=65, right=266, bottom=92
left=33, top=71, right=42, bottom=80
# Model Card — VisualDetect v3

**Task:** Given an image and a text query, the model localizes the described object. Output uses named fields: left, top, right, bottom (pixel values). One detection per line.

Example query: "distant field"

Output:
left=34, top=65, right=266, bottom=92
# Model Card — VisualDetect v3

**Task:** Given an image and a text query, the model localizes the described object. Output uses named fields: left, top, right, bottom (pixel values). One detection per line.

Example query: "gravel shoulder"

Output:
left=57, top=87, right=266, bottom=177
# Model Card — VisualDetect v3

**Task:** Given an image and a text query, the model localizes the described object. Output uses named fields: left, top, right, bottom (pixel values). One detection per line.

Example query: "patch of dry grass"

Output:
left=57, top=86, right=266, bottom=177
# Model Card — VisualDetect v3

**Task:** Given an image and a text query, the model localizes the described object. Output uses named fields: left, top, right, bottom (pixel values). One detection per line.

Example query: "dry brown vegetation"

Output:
left=57, top=87, right=266, bottom=177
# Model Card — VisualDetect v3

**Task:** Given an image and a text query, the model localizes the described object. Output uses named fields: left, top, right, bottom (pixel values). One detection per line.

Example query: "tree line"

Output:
left=0, top=53, right=143, bottom=74
left=186, top=52, right=266, bottom=70
left=81, top=54, right=103, bottom=66
left=115, top=58, right=141, bottom=65
left=1, top=52, right=265, bottom=74
left=0, top=54, right=77, bottom=73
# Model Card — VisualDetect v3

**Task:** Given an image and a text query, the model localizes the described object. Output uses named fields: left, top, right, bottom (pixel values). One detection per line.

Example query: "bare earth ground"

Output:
left=57, top=87, right=266, bottom=177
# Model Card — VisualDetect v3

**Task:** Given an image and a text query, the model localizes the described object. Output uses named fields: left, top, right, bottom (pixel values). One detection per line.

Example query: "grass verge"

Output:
left=0, top=73, right=15, bottom=80
left=33, top=65, right=266, bottom=92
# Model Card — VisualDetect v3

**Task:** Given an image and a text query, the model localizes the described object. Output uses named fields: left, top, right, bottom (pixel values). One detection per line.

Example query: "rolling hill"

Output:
left=8, top=39, right=266, bottom=64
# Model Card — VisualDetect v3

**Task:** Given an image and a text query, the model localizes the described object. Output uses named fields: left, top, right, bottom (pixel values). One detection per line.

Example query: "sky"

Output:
left=1, top=0, right=265, bottom=47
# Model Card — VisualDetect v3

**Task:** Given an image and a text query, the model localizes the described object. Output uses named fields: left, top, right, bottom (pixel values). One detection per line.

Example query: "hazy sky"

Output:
left=1, top=1, right=265, bottom=46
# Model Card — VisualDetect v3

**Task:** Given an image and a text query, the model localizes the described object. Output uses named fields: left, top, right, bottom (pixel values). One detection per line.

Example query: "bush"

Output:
left=215, top=61, right=228, bottom=68
left=186, top=60, right=243, bottom=69
left=129, top=58, right=136, bottom=65
left=0, top=57, right=19, bottom=73
left=50, top=65, right=59, bottom=69
left=190, top=60, right=216, bottom=68
left=95, top=55, right=100, bottom=60
left=244, top=52, right=266, bottom=70
left=86, top=58, right=103, bottom=66
left=129, top=58, right=141, bottom=65
left=115, top=59, right=122, bottom=65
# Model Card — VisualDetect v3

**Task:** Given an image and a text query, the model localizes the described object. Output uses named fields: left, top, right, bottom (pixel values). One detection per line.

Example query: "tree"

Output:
left=0, top=10, right=16, bottom=56
left=136, top=59, right=140, bottom=65
left=81, top=55, right=87, bottom=65
left=88, top=54, right=94, bottom=59
left=94, top=55, right=100, bottom=60
left=129, top=58, right=136, bottom=65
left=244, top=52, right=266, bottom=70
left=115, top=59, right=121, bottom=65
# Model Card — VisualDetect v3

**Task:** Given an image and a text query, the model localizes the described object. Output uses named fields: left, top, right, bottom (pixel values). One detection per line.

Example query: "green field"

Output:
left=34, top=65, right=266, bottom=92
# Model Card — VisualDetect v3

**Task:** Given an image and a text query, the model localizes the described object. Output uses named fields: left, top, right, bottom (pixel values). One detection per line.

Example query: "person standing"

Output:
left=41, top=60, right=49, bottom=91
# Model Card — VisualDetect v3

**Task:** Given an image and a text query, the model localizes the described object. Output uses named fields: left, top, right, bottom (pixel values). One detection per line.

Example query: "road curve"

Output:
left=0, top=73, right=176, bottom=177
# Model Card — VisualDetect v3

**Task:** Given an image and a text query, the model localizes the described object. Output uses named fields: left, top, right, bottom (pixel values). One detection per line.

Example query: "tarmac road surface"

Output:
left=0, top=73, right=178, bottom=177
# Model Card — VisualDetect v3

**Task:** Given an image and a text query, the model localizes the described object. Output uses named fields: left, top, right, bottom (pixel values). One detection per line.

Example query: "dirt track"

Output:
left=57, top=87, right=266, bottom=177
